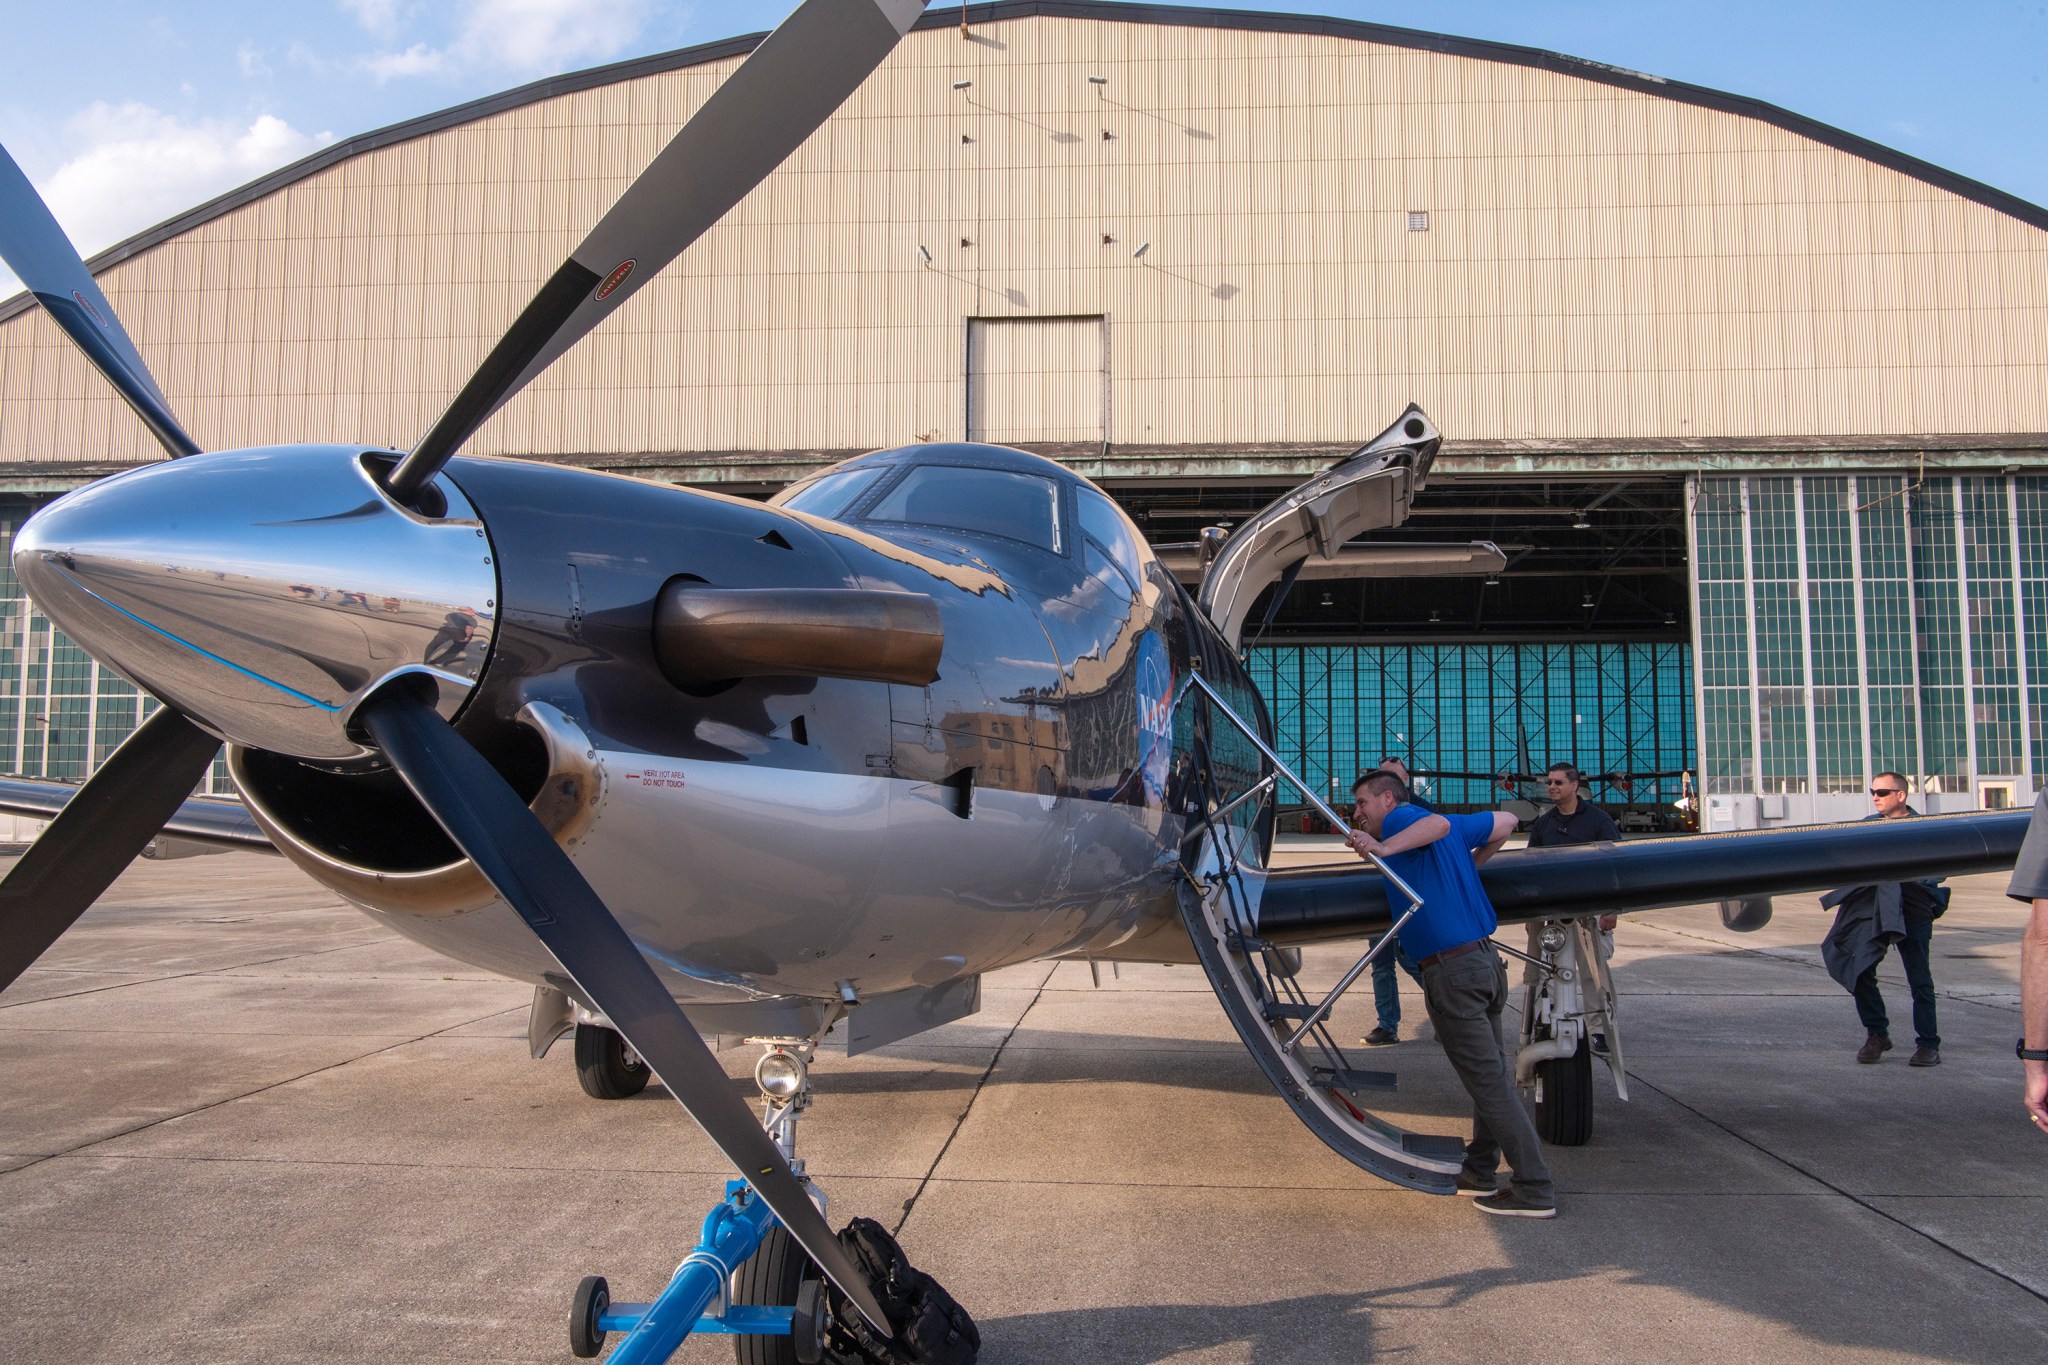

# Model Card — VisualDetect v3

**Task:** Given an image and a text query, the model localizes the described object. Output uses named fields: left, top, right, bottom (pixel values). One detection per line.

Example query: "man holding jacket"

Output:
left=1822, top=773, right=1947, bottom=1066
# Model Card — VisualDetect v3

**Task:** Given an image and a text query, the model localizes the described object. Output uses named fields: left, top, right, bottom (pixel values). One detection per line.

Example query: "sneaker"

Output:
left=1454, top=1171, right=1499, bottom=1197
left=1908, top=1045, right=1941, bottom=1067
left=1856, top=1033, right=1892, bottom=1064
left=1361, top=1026, right=1399, bottom=1046
left=1473, top=1190, right=1556, bottom=1219
left=1590, top=1032, right=1609, bottom=1057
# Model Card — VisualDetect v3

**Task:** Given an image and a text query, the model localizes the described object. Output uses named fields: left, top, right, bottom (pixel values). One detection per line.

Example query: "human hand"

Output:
left=1345, top=829, right=1381, bottom=860
left=2027, top=1060, right=2048, bottom=1134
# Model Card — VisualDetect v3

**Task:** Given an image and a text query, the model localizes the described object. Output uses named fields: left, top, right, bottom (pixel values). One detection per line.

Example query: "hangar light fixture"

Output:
left=1572, top=512, right=1592, bottom=529
left=952, top=79, right=972, bottom=90
left=1132, top=242, right=1149, bottom=259
left=917, top=244, right=933, bottom=265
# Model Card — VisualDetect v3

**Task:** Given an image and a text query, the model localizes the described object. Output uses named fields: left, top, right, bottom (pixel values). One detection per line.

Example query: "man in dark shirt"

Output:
left=1359, top=757, right=1426, bottom=1045
left=1347, top=771, right=1556, bottom=1216
left=1824, top=772, right=1946, bottom=1066
left=1527, top=762, right=1622, bottom=850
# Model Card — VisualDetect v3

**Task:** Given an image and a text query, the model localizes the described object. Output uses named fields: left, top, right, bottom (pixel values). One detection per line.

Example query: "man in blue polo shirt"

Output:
left=1347, top=770, right=1556, bottom=1217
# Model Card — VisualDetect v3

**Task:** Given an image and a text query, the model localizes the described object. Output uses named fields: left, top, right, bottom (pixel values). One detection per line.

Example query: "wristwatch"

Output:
left=2018, top=1039, right=2048, bottom=1062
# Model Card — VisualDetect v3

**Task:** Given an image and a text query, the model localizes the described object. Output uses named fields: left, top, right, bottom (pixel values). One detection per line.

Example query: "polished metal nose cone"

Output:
left=14, top=446, right=498, bottom=761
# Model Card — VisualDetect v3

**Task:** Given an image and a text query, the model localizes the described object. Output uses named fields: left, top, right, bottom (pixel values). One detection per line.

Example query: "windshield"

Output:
left=776, top=466, right=889, bottom=519
left=865, top=465, right=1064, bottom=553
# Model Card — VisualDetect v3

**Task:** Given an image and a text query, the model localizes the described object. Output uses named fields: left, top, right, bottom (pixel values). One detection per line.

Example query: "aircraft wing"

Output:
left=0, top=776, right=273, bottom=854
left=1255, top=810, right=2027, bottom=945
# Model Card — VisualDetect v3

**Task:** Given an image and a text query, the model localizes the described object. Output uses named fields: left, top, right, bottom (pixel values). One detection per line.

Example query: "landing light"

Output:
left=756, top=1049, right=807, bottom=1101
left=1538, top=923, right=1568, bottom=954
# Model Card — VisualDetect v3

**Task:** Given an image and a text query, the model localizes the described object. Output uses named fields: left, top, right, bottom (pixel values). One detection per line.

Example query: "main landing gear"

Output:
left=568, top=1037, right=979, bottom=1365
left=1513, top=918, right=1627, bottom=1146
left=575, top=1021, right=652, bottom=1099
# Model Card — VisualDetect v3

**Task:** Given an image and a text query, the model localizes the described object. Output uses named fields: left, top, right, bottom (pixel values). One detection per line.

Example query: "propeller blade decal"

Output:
left=354, top=684, right=895, bottom=1336
left=388, top=0, right=928, bottom=501
left=0, top=145, right=201, bottom=459
left=0, top=706, right=222, bottom=993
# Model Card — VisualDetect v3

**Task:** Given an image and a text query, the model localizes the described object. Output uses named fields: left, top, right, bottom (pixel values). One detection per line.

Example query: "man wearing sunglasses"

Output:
left=1820, top=774, right=1948, bottom=1066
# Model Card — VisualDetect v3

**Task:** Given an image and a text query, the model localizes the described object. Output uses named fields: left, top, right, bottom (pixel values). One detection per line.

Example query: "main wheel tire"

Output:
left=574, top=1023, right=651, bottom=1100
left=731, top=1225, right=815, bottom=1365
left=1532, top=1037, right=1594, bottom=1146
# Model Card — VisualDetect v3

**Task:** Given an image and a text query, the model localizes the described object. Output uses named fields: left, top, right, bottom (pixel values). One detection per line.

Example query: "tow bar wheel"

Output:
left=570, top=1274, right=610, bottom=1358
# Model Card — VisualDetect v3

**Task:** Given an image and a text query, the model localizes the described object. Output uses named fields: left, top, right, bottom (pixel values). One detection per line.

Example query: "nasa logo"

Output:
left=71, top=291, right=108, bottom=328
left=1133, top=631, right=1174, bottom=806
left=595, top=259, right=636, bottom=301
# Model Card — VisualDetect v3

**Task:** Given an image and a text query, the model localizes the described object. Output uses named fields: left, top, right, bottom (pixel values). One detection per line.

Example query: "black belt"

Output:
left=1417, top=939, right=1489, bottom=969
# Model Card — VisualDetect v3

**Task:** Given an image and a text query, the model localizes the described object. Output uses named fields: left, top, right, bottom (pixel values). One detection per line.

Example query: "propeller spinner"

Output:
left=0, top=0, right=936, bottom=1340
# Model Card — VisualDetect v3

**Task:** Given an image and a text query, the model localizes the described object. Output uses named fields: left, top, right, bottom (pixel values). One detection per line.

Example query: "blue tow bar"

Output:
left=587, top=1180, right=804, bottom=1364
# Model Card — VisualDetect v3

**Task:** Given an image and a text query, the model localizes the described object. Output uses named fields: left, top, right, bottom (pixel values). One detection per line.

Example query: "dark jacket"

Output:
left=1820, top=881, right=1907, bottom=992
left=1819, top=807, right=1949, bottom=990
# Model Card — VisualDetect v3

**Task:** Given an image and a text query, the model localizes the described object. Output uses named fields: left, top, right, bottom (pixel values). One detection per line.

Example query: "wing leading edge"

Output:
left=0, top=776, right=272, bottom=854
left=1255, top=810, right=2028, bottom=946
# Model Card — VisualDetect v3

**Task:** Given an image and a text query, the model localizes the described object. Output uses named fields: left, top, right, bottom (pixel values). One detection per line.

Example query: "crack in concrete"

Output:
left=1627, top=920, right=2025, bottom=1015
left=890, top=961, right=1057, bottom=1238
left=0, top=934, right=395, bottom=1012
left=1623, top=1069, right=2048, bottom=1306
left=0, top=1002, right=522, bottom=1179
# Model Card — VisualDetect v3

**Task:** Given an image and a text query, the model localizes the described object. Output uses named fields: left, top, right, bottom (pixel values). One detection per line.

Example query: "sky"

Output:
left=2, top=0, right=2045, bottom=297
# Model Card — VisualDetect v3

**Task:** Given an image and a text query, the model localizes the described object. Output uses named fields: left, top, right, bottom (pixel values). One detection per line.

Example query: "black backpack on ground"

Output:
left=823, top=1217, right=979, bottom=1365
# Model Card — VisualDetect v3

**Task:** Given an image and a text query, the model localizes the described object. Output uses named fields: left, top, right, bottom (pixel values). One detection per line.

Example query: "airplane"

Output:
left=0, top=1, right=2030, bottom=1360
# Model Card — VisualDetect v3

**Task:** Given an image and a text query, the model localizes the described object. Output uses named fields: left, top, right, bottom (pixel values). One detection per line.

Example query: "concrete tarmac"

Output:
left=2, top=846, right=2045, bottom=1363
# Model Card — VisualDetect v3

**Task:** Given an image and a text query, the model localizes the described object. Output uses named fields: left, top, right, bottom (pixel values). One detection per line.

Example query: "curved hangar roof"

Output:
left=3, top=1, right=2045, bottom=483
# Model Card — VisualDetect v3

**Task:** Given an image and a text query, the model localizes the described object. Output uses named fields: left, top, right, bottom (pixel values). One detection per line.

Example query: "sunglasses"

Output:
left=1870, top=788, right=1903, bottom=797
left=1544, top=779, right=1572, bottom=786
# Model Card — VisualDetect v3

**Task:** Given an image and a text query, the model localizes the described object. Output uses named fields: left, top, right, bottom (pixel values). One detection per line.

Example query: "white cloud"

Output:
left=236, top=42, right=273, bottom=82
left=456, top=0, right=655, bottom=74
left=39, top=103, right=333, bottom=259
left=364, top=42, right=448, bottom=81
left=340, top=0, right=406, bottom=42
left=343, top=0, right=661, bottom=86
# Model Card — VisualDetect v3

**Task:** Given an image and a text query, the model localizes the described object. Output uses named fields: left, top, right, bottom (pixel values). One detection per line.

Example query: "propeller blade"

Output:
left=0, top=145, right=201, bottom=459
left=354, top=683, right=895, bottom=1337
left=0, top=706, right=222, bottom=993
left=387, top=0, right=928, bottom=502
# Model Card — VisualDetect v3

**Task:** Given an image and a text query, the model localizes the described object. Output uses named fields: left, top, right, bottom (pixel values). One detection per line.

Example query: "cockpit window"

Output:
left=865, top=466, right=1064, bottom=553
left=1077, top=487, right=1145, bottom=590
left=775, top=466, right=888, bottom=519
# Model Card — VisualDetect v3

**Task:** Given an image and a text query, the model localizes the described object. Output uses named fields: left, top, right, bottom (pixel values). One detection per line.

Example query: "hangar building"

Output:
left=2, top=2, right=2045, bottom=830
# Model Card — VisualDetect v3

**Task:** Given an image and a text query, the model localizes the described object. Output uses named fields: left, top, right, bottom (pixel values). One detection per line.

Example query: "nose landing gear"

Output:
left=566, top=1037, right=978, bottom=1364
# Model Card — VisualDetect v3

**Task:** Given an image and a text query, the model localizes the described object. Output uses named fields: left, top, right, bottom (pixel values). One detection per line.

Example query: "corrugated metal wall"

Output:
left=3, top=14, right=2044, bottom=468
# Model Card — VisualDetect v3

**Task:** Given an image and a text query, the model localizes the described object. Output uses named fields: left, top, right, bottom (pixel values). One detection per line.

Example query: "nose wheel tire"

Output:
left=732, top=1224, right=821, bottom=1365
left=1532, top=1038, right=1594, bottom=1146
left=574, top=1022, right=652, bottom=1099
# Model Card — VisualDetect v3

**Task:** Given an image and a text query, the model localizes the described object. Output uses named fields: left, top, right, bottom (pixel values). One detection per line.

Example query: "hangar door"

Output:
left=967, top=316, right=1105, bottom=445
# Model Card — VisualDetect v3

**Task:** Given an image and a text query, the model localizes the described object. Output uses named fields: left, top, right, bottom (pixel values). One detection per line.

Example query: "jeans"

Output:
left=1370, top=936, right=1423, bottom=1032
left=1420, top=946, right=1555, bottom=1203
left=1852, top=915, right=1939, bottom=1047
